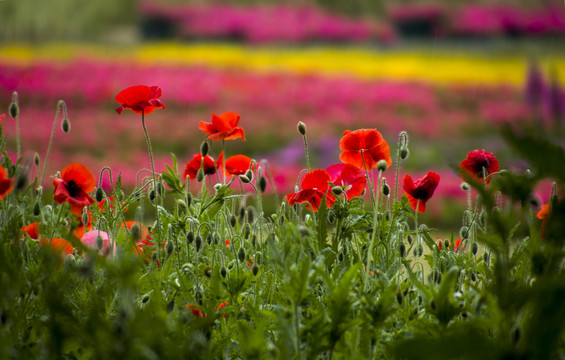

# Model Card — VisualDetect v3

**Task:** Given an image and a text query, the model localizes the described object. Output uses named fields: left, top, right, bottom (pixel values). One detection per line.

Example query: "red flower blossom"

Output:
left=198, top=112, right=246, bottom=141
left=0, top=164, right=14, bottom=200
left=0, top=114, right=5, bottom=124
left=186, top=303, right=206, bottom=318
left=339, top=129, right=391, bottom=171
left=217, top=152, right=255, bottom=177
left=115, top=85, right=165, bottom=115
left=39, top=237, right=74, bottom=257
left=53, top=163, right=95, bottom=215
left=403, top=171, right=440, bottom=213
left=217, top=301, right=229, bottom=319
left=286, top=169, right=335, bottom=212
left=459, top=149, right=499, bottom=184
left=22, top=222, right=40, bottom=240
left=326, top=163, right=366, bottom=200
left=183, top=154, right=217, bottom=180
left=438, top=238, right=466, bottom=252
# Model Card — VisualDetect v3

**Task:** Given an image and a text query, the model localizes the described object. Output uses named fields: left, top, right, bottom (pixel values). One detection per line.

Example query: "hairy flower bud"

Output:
left=61, top=117, right=71, bottom=133
left=166, top=239, right=174, bottom=257
left=252, top=263, right=259, bottom=276
left=230, top=214, right=237, bottom=228
left=399, top=242, right=406, bottom=258
left=95, top=187, right=104, bottom=202
left=195, top=235, right=203, bottom=252
left=33, top=202, right=41, bottom=216
left=460, top=226, right=470, bottom=240
left=220, top=266, right=227, bottom=278
left=331, top=186, right=344, bottom=196
left=471, top=242, right=478, bottom=255
left=186, top=193, right=192, bottom=208
left=196, top=169, right=204, bottom=182
left=239, top=175, right=251, bottom=184
left=34, top=152, right=40, bottom=167
left=297, top=121, right=307, bottom=136
left=149, top=190, right=156, bottom=201
left=177, top=199, right=187, bottom=213
left=376, top=160, right=388, bottom=172
left=460, top=182, right=470, bottom=191
left=200, top=141, right=209, bottom=157
left=186, top=231, right=194, bottom=244
left=382, top=183, right=390, bottom=196
left=259, top=176, right=267, bottom=193
left=237, top=247, right=246, bottom=263
left=400, top=146, right=409, bottom=160
left=9, top=92, right=19, bottom=118
left=245, top=169, right=254, bottom=182
left=96, top=235, right=104, bottom=250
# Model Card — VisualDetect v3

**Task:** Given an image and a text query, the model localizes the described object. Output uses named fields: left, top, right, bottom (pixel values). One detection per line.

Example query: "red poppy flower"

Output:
left=198, top=112, right=246, bottom=141
left=403, top=171, right=440, bottom=213
left=0, top=164, right=14, bottom=200
left=325, top=163, right=366, bottom=200
left=286, top=169, right=335, bottom=212
left=217, top=152, right=255, bottom=177
left=53, top=163, right=95, bottom=215
left=183, top=154, right=216, bottom=180
left=22, top=222, right=40, bottom=240
left=459, top=149, right=499, bottom=184
left=39, top=237, right=74, bottom=257
left=217, top=301, right=229, bottom=319
left=115, top=85, right=165, bottom=115
left=438, top=238, right=466, bottom=252
left=0, top=114, right=5, bottom=124
left=186, top=303, right=206, bottom=318
left=339, top=129, right=392, bottom=171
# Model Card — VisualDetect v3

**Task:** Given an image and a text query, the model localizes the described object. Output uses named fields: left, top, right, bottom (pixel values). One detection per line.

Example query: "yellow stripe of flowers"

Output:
left=1, top=43, right=564, bottom=86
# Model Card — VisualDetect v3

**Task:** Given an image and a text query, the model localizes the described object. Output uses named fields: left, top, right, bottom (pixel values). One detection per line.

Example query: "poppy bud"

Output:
left=141, top=294, right=150, bottom=304
left=214, top=183, right=222, bottom=192
left=328, top=211, right=336, bottom=224
left=332, top=186, right=344, bottom=196
left=33, top=202, right=41, bottom=216
left=186, top=231, right=194, bottom=244
left=166, top=239, right=174, bottom=257
left=9, top=92, right=19, bottom=118
left=206, top=234, right=212, bottom=245
left=399, top=242, right=406, bottom=258
left=95, top=187, right=104, bottom=202
left=34, top=152, right=40, bottom=167
left=252, top=263, right=259, bottom=276
left=239, top=175, right=251, bottom=184
left=220, top=266, right=227, bottom=278
left=471, top=242, right=478, bottom=255
left=149, top=190, right=156, bottom=201
left=417, top=244, right=423, bottom=257
left=130, top=224, right=140, bottom=240
left=200, top=141, right=209, bottom=157
left=247, top=208, right=256, bottom=224
left=251, top=234, right=257, bottom=248
left=259, top=176, right=267, bottom=193
left=400, top=146, right=409, bottom=160
left=177, top=199, right=187, bottom=213
left=245, top=169, right=254, bottom=182
left=376, top=160, right=388, bottom=172
left=230, top=214, right=237, bottom=228
left=460, top=182, right=470, bottom=191
left=213, top=233, right=220, bottom=245
left=243, top=224, right=251, bottom=239
left=396, top=288, right=404, bottom=305
left=297, top=121, right=307, bottom=136
left=81, top=207, right=89, bottom=227
left=460, top=226, right=469, bottom=239
left=61, top=117, right=71, bottom=133
left=483, top=252, right=490, bottom=264
left=237, top=247, right=246, bottom=263
left=382, top=183, right=390, bottom=196
left=186, top=193, right=192, bottom=208
left=338, top=252, right=344, bottom=262
left=195, top=235, right=202, bottom=252
left=196, top=169, right=204, bottom=182
left=96, top=235, right=104, bottom=250
left=15, top=173, right=27, bottom=192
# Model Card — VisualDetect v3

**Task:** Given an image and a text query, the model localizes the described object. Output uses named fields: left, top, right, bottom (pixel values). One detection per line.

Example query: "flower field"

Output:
left=1, top=36, right=565, bottom=358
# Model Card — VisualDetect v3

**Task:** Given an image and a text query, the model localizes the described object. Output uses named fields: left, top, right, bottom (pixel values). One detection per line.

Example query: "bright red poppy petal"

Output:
left=22, top=222, right=40, bottom=240
left=301, top=169, right=331, bottom=191
left=202, top=155, right=217, bottom=175
left=0, top=179, right=13, bottom=200
left=367, top=141, right=392, bottom=168
left=225, top=155, right=252, bottom=176
left=325, top=164, right=346, bottom=183
left=220, top=112, right=240, bottom=128
left=116, top=85, right=152, bottom=105
left=61, top=163, right=95, bottom=193
left=198, top=121, right=217, bottom=135
left=405, top=191, right=427, bottom=213
left=222, top=127, right=246, bottom=141
left=211, top=113, right=233, bottom=132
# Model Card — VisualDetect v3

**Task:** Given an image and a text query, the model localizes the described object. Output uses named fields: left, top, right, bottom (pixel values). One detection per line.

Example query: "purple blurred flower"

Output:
left=525, top=60, right=546, bottom=111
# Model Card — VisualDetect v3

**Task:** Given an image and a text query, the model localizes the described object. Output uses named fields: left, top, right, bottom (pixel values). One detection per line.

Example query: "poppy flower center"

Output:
left=66, top=180, right=81, bottom=198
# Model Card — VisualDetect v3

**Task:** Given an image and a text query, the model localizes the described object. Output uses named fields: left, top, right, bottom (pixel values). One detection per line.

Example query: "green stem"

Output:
left=41, top=100, right=66, bottom=186
left=302, top=133, right=310, bottom=172
left=141, top=110, right=162, bottom=245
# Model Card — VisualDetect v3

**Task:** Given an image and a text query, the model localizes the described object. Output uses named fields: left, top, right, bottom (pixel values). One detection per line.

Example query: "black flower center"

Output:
left=66, top=180, right=81, bottom=198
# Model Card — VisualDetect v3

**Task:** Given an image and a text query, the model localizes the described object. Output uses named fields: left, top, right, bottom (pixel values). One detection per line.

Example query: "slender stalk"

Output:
left=302, top=133, right=310, bottom=172
left=141, top=110, right=162, bottom=245
left=41, top=100, right=66, bottom=186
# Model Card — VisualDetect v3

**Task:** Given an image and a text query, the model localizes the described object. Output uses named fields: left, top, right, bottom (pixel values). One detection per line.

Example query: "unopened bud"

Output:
left=332, top=186, right=343, bottom=196
left=382, top=184, right=390, bottom=196
left=177, top=199, right=187, bottom=213
left=230, top=214, right=237, bottom=228
left=186, top=193, right=192, bottom=208
left=186, top=231, right=194, bottom=244
left=237, top=247, right=246, bottom=263
left=471, top=242, right=478, bottom=255
left=376, top=160, right=388, bottom=172
left=251, top=234, right=257, bottom=248
left=244, top=169, right=254, bottom=182
left=252, top=263, right=259, bottom=276
left=200, top=141, right=209, bottom=157
left=259, top=176, right=267, bottom=192
left=166, top=239, right=174, bottom=257
left=214, top=183, right=222, bottom=192
left=95, top=187, right=104, bottom=202
left=81, top=207, right=89, bottom=227
left=195, top=235, right=202, bottom=252
left=396, top=288, right=404, bottom=305
left=96, top=235, right=104, bottom=250
left=247, top=208, right=256, bottom=224
left=61, top=117, right=71, bottom=133
left=461, top=182, right=470, bottom=191
left=130, top=224, right=140, bottom=241
left=243, top=224, right=251, bottom=239
left=34, top=152, right=40, bottom=167
left=239, top=175, right=251, bottom=184
left=460, top=226, right=469, bottom=240
left=33, top=202, right=41, bottom=216
left=297, top=121, right=307, bottom=136
left=149, top=190, right=156, bottom=201
left=196, top=169, right=204, bottom=182
left=220, top=266, right=227, bottom=278
left=400, top=146, right=409, bottom=160
left=15, top=173, right=27, bottom=191
left=9, top=92, right=19, bottom=118
left=399, top=243, right=406, bottom=258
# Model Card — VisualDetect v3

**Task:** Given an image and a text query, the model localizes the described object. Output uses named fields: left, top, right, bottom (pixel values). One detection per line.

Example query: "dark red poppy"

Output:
left=22, top=222, right=40, bottom=240
left=459, top=149, right=499, bottom=184
left=183, top=154, right=217, bottom=180
left=0, top=164, right=14, bottom=200
left=286, top=169, right=335, bottom=212
left=115, top=85, right=165, bottom=115
left=339, top=129, right=392, bottom=171
left=403, top=171, right=440, bottom=213
left=53, top=163, right=95, bottom=215
left=39, top=237, right=74, bottom=256
left=438, top=238, right=465, bottom=252
left=325, top=163, right=366, bottom=200
left=217, top=152, right=255, bottom=177
left=198, top=112, right=246, bottom=141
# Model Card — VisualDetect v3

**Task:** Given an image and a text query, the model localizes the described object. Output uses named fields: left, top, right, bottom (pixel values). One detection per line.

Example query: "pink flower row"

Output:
left=139, top=1, right=395, bottom=44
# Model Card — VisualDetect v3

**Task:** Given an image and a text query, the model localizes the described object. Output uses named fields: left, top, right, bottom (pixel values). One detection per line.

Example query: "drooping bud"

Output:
left=15, top=173, right=27, bottom=192
left=331, top=186, right=343, bottom=196
left=81, top=207, right=89, bottom=228
left=186, top=231, right=194, bottom=244
left=196, top=169, right=204, bottom=182
left=297, top=121, right=307, bottom=136
left=177, top=199, right=187, bottom=213
left=459, top=226, right=469, bottom=240
left=186, top=193, right=192, bottom=208
left=230, top=214, right=237, bottom=228
left=460, top=182, right=470, bottom=191
left=149, top=190, right=156, bottom=201
left=237, top=247, right=246, bottom=263
left=400, top=146, right=409, bottom=160
left=258, top=176, right=267, bottom=192
left=166, top=239, right=174, bottom=258
left=220, top=266, right=227, bottom=278
left=200, top=141, right=209, bottom=157
left=239, top=175, right=251, bottom=184
left=243, top=224, right=251, bottom=239
left=195, top=235, right=202, bottom=252
left=247, top=208, right=256, bottom=224
left=399, top=242, right=406, bottom=258
left=34, top=152, right=40, bottom=167
left=95, top=187, right=104, bottom=202
left=33, top=202, right=41, bottom=216
left=252, top=263, right=259, bottom=276
left=251, top=234, right=257, bottom=248
left=96, top=235, right=104, bottom=250
left=471, top=242, right=478, bottom=255
left=244, top=169, right=254, bottom=182
left=382, top=183, right=390, bottom=196
left=61, top=117, right=71, bottom=133
left=130, top=223, right=140, bottom=241
left=376, top=160, right=388, bottom=172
